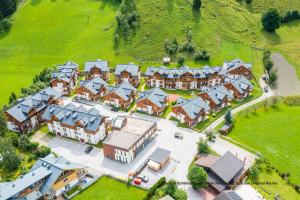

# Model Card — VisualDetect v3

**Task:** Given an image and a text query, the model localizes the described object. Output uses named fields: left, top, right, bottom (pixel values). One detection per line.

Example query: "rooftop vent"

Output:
left=90, top=117, right=95, bottom=123
left=72, top=113, right=78, bottom=119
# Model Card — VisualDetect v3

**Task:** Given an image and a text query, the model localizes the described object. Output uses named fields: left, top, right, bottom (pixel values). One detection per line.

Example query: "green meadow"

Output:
left=230, top=102, right=300, bottom=185
left=0, top=0, right=300, bottom=106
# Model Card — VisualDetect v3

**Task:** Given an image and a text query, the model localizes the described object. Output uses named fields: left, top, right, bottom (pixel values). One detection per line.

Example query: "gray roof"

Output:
left=52, top=61, right=78, bottom=83
left=201, top=85, right=233, bottom=105
left=145, top=65, right=221, bottom=79
left=145, top=59, right=251, bottom=79
left=6, top=87, right=62, bottom=123
left=84, top=59, right=109, bottom=72
left=137, top=87, right=168, bottom=109
left=210, top=151, right=245, bottom=184
left=31, top=154, right=86, bottom=195
left=174, top=97, right=210, bottom=119
left=0, top=167, right=51, bottom=200
left=42, top=103, right=105, bottom=132
left=148, top=148, right=171, bottom=164
left=223, top=59, right=252, bottom=72
left=103, top=117, right=156, bottom=150
left=106, top=82, right=137, bottom=101
left=80, top=76, right=108, bottom=95
left=214, top=190, right=243, bottom=200
left=225, top=76, right=253, bottom=94
left=115, top=64, right=139, bottom=76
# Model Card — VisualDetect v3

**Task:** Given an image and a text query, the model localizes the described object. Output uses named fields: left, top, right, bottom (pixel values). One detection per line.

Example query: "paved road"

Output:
left=186, top=78, right=274, bottom=199
left=271, top=52, right=300, bottom=96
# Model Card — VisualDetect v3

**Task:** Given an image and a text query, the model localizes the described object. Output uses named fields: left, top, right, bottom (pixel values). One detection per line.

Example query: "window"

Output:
left=87, top=134, right=91, bottom=138
left=88, top=139, right=91, bottom=143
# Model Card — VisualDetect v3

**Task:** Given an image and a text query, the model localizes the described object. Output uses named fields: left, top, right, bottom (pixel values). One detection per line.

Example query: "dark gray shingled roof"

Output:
left=201, top=85, right=234, bottom=105
left=148, top=148, right=171, bottom=164
left=210, top=151, right=245, bottom=184
left=79, top=76, right=108, bottom=95
left=42, top=103, right=105, bottom=132
left=137, top=87, right=168, bottom=109
left=115, top=63, right=139, bottom=76
left=174, top=97, right=210, bottom=119
left=6, top=87, right=62, bottom=123
left=84, top=59, right=109, bottom=72
left=51, top=61, right=78, bottom=83
left=106, top=82, right=137, bottom=101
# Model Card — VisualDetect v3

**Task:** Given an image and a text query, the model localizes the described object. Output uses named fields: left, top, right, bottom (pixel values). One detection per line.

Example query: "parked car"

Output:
left=85, top=146, right=93, bottom=154
left=138, top=175, right=149, bottom=183
left=264, top=86, right=269, bottom=93
left=133, top=177, right=142, bottom=185
left=111, top=107, right=119, bottom=112
left=174, top=132, right=183, bottom=139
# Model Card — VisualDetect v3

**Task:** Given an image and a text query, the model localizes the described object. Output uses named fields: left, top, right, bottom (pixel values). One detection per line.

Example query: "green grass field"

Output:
left=0, top=0, right=299, bottom=105
left=72, top=176, right=147, bottom=200
left=229, top=102, right=300, bottom=185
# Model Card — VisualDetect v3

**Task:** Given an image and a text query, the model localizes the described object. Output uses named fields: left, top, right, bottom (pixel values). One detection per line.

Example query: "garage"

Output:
left=148, top=148, right=171, bottom=171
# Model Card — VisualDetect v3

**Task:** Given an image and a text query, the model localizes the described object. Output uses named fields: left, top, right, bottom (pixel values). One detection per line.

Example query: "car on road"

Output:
left=137, top=175, right=149, bottom=183
left=174, top=132, right=183, bottom=139
left=85, top=146, right=93, bottom=154
left=264, top=86, right=269, bottom=93
left=111, top=107, right=119, bottom=112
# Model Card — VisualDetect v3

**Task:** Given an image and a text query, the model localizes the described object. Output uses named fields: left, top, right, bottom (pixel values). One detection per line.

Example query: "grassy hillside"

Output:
left=0, top=0, right=300, bottom=106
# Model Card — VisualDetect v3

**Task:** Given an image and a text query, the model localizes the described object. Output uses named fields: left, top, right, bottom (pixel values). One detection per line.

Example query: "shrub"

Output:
left=197, top=139, right=209, bottom=154
left=164, top=179, right=177, bottom=196
left=35, top=145, right=51, bottom=158
left=283, top=96, right=300, bottom=106
left=177, top=56, right=185, bottom=66
left=173, top=188, right=188, bottom=200
left=5, top=132, right=19, bottom=147
left=248, top=165, right=260, bottom=181
left=0, top=18, right=12, bottom=33
left=144, top=177, right=166, bottom=200
left=187, top=165, right=207, bottom=190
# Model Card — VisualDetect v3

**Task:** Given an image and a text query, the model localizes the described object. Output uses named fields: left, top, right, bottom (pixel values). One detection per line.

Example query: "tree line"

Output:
left=0, top=0, right=18, bottom=33
left=262, top=9, right=300, bottom=32
left=0, top=67, right=53, bottom=178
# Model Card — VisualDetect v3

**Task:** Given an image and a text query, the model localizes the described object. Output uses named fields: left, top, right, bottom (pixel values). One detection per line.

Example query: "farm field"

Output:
left=229, top=102, right=300, bottom=186
left=72, top=176, right=147, bottom=200
left=0, top=0, right=300, bottom=107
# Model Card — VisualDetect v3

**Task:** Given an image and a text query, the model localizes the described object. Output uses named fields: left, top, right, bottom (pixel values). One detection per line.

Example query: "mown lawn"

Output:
left=72, top=176, right=147, bottom=200
left=229, top=102, right=300, bottom=185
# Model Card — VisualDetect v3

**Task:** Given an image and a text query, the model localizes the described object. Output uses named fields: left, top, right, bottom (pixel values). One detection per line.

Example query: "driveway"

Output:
left=271, top=52, right=300, bottom=96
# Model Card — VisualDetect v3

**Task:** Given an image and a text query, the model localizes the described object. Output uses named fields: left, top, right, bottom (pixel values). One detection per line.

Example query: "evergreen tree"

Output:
left=225, top=109, right=233, bottom=124
left=193, top=0, right=201, bottom=11
left=261, top=9, right=281, bottom=32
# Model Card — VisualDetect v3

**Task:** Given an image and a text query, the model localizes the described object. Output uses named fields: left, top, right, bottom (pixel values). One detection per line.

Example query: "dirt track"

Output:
left=271, top=53, right=300, bottom=96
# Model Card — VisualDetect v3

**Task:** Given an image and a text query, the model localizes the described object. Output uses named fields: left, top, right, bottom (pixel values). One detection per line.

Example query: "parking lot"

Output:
left=32, top=101, right=255, bottom=199
left=38, top=109, right=202, bottom=189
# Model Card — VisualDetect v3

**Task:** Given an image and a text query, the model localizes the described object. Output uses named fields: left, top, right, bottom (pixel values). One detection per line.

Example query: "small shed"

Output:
left=219, top=123, right=233, bottom=135
left=148, top=148, right=171, bottom=171
left=163, top=57, right=171, bottom=64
